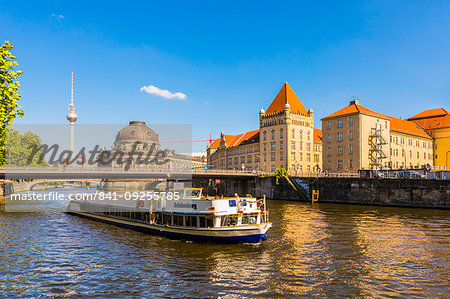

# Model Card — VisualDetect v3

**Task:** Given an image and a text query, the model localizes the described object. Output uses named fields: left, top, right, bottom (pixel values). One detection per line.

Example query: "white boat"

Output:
left=66, top=188, right=272, bottom=243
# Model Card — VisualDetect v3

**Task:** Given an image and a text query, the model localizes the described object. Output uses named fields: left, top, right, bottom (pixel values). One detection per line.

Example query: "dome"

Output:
left=259, top=107, right=265, bottom=114
left=114, top=121, right=159, bottom=146
left=284, top=103, right=291, bottom=109
left=308, top=108, right=314, bottom=113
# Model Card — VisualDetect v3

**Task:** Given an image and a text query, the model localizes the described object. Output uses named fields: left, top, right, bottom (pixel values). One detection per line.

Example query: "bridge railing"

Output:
left=1, top=166, right=261, bottom=176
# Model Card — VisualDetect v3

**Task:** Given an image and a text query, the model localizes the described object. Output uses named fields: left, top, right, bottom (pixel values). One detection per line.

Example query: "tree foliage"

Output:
left=274, top=167, right=287, bottom=184
left=5, top=127, right=47, bottom=166
left=0, top=41, right=24, bottom=166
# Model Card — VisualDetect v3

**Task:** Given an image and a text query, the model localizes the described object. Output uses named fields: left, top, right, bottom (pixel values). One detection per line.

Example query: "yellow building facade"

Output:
left=408, top=108, right=450, bottom=170
left=321, top=100, right=434, bottom=172
left=208, top=83, right=322, bottom=174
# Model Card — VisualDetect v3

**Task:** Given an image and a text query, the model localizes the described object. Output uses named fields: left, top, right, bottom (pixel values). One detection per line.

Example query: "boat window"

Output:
left=199, top=216, right=206, bottom=228
left=173, top=215, right=184, bottom=226
left=185, top=216, right=198, bottom=227
left=163, top=214, right=171, bottom=225
left=206, top=217, right=213, bottom=228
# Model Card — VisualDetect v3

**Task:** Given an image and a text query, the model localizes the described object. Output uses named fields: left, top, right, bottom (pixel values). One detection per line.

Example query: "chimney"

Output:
left=350, top=100, right=359, bottom=105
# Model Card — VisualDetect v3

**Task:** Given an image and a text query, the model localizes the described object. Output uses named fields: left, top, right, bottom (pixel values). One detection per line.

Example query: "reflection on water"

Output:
left=0, top=192, right=449, bottom=297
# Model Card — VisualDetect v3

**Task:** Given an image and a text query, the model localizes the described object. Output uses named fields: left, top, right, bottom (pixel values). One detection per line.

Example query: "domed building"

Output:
left=98, top=121, right=201, bottom=170
left=114, top=121, right=161, bottom=153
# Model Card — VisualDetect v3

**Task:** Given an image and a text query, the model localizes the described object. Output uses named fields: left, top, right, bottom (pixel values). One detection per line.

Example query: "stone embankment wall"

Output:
left=198, top=177, right=449, bottom=209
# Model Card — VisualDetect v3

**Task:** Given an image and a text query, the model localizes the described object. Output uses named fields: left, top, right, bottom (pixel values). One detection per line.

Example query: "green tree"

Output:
left=5, top=127, right=47, bottom=166
left=0, top=41, right=24, bottom=166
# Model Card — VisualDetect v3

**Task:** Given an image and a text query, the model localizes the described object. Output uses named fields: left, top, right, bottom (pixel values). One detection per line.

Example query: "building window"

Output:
left=349, top=159, right=353, bottom=168
left=307, top=131, right=311, bottom=141
left=291, top=142, right=295, bottom=150
left=300, top=130, right=303, bottom=139
left=263, top=131, right=266, bottom=141
left=337, top=119, right=343, bottom=128
left=327, top=121, right=331, bottom=129
left=247, top=156, right=252, bottom=163
left=291, top=130, right=295, bottom=138
left=307, top=165, right=311, bottom=172
left=327, top=134, right=331, bottom=143
left=349, top=117, right=353, bottom=126
left=349, top=144, right=353, bottom=154
left=338, top=160, right=343, bottom=169
left=417, top=152, right=419, bottom=159
left=271, top=154, right=276, bottom=161
left=328, top=161, right=331, bottom=169
left=280, top=153, right=284, bottom=161
left=306, top=143, right=311, bottom=151
left=280, top=141, right=283, bottom=150
left=337, top=146, right=343, bottom=155
left=349, top=131, right=353, bottom=140
left=307, top=153, right=311, bottom=162
left=327, top=147, right=331, bottom=156
left=271, top=165, right=276, bottom=172
left=280, top=129, right=284, bottom=139
left=271, top=143, right=276, bottom=151
left=424, top=152, right=426, bottom=159
left=271, top=130, right=275, bottom=140
left=300, top=141, right=303, bottom=150
left=337, top=133, right=343, bottom=141
left=299, top=153, right=303, bottom=161
left=291, top=153, right=295, bottom=160
left=264, top=154, right=267, bottom=162
left=263, top=143, right=267, bottom=151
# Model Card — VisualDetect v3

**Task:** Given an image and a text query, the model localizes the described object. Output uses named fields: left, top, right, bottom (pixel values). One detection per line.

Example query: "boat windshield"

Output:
left=179, top=188, right=202, bottom=199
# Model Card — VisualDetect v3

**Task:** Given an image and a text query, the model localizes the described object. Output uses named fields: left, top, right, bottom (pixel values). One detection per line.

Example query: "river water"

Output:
left=0, top=190, right=449, bottom=297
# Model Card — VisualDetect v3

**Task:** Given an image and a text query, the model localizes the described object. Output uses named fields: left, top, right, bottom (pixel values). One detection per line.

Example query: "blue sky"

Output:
left=1, top=0, right=449, bottom=152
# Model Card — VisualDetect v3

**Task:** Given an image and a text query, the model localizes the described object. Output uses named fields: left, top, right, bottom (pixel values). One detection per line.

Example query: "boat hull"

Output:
left=66, top=210, right=271, bottom=244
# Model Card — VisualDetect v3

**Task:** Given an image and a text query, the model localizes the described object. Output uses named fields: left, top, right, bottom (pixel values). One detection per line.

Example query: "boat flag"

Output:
left=208, top=207, right=215, bottom=212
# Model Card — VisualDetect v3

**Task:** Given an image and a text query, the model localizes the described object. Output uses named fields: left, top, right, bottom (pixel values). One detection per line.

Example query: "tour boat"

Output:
left=66, top=188, right=272, bottom=243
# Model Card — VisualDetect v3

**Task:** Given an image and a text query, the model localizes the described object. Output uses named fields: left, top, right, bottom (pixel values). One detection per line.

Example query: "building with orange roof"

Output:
left=408, top=108, right=450, bottom=170
left=208, top=83, right=322, bottom=173
left=321, top=100, right=434, bottom=172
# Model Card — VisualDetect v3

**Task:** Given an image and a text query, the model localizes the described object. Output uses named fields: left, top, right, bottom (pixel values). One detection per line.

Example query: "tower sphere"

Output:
left=67, top=104, right=78, bottom=122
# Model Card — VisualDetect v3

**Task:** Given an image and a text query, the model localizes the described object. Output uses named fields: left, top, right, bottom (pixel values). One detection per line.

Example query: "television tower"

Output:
left=66, top=71, right=78, bottom=152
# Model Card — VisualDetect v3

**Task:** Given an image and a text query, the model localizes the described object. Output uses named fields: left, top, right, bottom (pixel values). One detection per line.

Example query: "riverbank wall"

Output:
left=196, top=177, right=449, bottom=209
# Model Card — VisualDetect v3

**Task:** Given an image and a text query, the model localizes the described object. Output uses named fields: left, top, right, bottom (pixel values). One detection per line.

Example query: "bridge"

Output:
left=1, top=167, right=265, bottom=180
